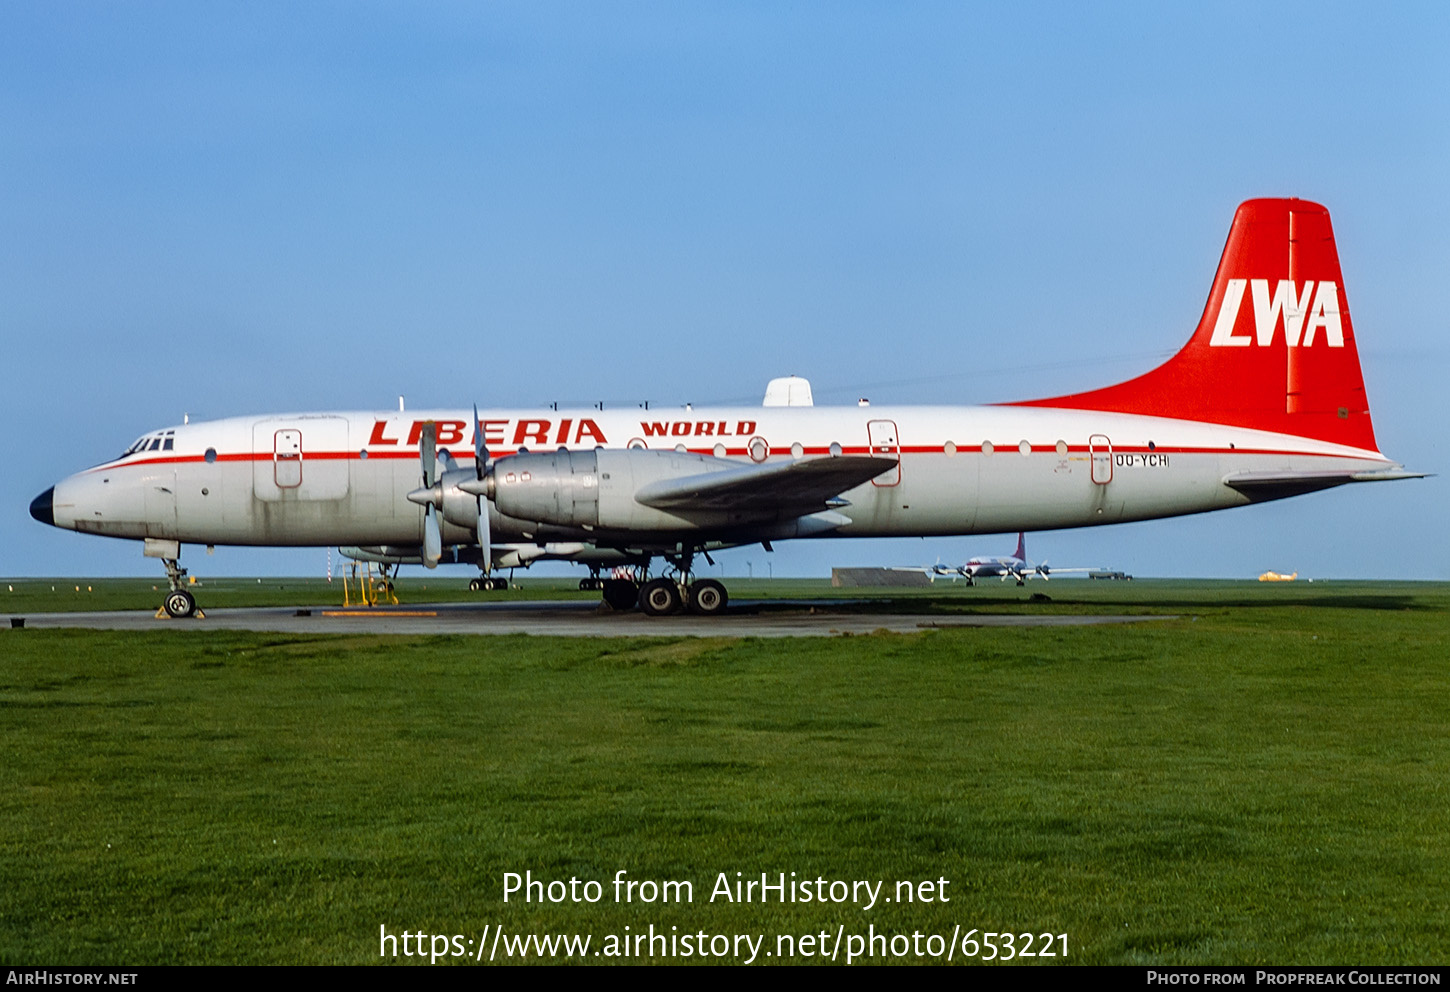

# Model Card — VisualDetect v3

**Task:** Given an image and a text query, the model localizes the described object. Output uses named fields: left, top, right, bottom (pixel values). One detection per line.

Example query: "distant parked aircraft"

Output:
left=897, top=533, right=1101, bottom=586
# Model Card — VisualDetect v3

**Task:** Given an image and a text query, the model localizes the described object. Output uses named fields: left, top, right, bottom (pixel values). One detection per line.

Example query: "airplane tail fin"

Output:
left=1008, top=199, right=1379, bottom=453
left=1013, top=532, right=1026, bottom=561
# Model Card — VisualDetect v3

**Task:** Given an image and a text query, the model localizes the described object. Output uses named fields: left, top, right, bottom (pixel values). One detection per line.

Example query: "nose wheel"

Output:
left=164, top=589, right=197, bottom=618
left=156, top=557, right=203, bottom=619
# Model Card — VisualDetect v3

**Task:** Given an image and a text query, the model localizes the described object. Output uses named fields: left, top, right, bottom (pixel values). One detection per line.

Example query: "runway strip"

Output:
left=12, top=600, right=1176, bottom=637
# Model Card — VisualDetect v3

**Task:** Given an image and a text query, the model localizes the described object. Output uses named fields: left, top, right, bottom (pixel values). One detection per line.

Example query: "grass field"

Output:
left=2, top=580, right=1447, bottom=965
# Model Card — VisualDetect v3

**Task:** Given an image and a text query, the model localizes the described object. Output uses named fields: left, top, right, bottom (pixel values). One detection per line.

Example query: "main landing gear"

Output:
left=637, top=577, right=729, bottom=617
left=469, top=564, right=514, bottom=592
left=599, top=554, right=730, bottom=618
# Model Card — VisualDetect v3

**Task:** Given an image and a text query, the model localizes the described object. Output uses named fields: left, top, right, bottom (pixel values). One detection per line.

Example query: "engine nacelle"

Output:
left=486, top=448, right=759, bottom=533
left=490, top=450, right=602, bottom=527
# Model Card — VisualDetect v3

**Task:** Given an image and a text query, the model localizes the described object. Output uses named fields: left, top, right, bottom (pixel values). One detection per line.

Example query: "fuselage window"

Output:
left=944, top=441, right=957, bottom=456
left=204, top=448, right=217, bottom=464
left=1018, top=440, right=1031, bottom=456
left=982, top=441, right=994, bottom=456
left=1055, top=440, right=1067, bottom=456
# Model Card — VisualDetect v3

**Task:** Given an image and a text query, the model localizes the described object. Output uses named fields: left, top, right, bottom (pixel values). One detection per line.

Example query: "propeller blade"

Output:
left=420, top=421, right=437, bottom=489
left=415, top=421, right=442, bottom=568
left=423, top=504, right=442, bottom=568
left=473, top=404, right=489, bottom=480
left=477, top=503, right=491, bottom=575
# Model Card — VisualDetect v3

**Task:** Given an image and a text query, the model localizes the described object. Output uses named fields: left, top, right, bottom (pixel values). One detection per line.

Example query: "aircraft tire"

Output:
left=688, top=579, right=728, bottom=616
left=164, top=589, right=196, bottom=618
left=469, top=578, right=483, bottom=592
left=491, top=578, right=509, bottom=591
left=638, top=578, right=683, bottom=617
left=601, top=579, right=639, bottom=611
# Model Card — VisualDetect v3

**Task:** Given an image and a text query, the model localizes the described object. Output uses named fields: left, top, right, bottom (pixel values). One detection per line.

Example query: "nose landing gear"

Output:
left=156, top=557, right=203, bottom=619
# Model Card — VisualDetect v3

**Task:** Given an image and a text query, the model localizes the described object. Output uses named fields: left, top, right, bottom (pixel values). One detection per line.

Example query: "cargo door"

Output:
left=253, top=417, right=350, bottom=501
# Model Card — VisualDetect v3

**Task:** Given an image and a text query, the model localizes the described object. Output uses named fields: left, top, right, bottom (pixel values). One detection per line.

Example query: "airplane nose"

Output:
left=29, top=487, right=54, bottom=526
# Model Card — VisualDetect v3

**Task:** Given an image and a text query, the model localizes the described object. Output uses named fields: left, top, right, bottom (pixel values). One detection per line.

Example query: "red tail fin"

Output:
left=1013, top=532, right=1026, bottom=561
left=1009, top=199, right=1379, bottom=452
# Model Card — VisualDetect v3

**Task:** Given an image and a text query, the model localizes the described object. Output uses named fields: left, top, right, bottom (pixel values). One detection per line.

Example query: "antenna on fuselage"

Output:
left=399, top=396, right=405, bottom=412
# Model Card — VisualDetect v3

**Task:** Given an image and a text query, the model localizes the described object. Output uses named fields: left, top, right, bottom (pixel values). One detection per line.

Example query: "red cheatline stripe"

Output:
left=85, top=442, right=1380, bottom=473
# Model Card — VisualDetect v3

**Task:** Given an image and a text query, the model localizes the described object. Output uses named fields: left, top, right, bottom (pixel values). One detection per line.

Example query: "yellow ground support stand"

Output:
left=343, top=562, right=399, bottom=607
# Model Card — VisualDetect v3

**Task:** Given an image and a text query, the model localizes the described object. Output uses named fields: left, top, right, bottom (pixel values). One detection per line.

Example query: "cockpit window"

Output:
left=118, top=430, right=176, bottom=459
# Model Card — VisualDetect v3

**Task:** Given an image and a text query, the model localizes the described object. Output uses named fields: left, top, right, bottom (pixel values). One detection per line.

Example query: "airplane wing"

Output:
left=888, top=564, right=961, bottom=579
left=634, top=455, right=897, bottom=512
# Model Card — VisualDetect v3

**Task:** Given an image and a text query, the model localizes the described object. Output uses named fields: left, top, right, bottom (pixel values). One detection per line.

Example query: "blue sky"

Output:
left=3, top=2, right=1446, bottom=580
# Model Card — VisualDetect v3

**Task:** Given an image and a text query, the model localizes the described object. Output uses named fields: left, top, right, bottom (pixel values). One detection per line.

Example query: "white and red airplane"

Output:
left=899, top=532, right=1099, bottom=586
left=30, top=199, right=1422, bottom=618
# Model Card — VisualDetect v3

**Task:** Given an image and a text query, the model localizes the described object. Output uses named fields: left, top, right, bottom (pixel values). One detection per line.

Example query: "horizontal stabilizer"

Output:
left=635, top=456, right=897, bottom=511
left=1224, top=469, right=1426, bottom=502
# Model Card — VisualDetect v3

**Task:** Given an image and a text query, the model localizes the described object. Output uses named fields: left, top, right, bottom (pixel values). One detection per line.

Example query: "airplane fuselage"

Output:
left=43, top=403, right=1394, bottom=552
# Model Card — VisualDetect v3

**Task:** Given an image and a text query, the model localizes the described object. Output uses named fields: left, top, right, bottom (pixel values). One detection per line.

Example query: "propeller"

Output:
left=405, top=422, right=443, bottom=568
left=406, top=413, right=495, bottom=572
